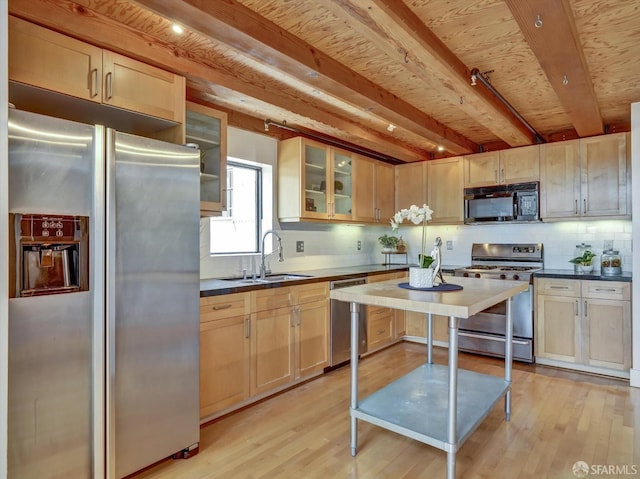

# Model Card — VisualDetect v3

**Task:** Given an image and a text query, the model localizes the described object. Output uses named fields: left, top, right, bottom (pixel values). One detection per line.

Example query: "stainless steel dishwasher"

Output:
left=329, top=277, right=367, bottom=368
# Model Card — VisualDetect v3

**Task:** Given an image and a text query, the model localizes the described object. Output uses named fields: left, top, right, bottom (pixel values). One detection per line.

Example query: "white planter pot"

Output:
left=576, top=264, right=594, bottom=273
left=409, top=267, right=434, bottom=288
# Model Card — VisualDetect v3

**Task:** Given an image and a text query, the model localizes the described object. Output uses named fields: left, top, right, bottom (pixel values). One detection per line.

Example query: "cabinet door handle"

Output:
left=584, top=300, right=588, bottom=316
left=245, top=317, right=250, bottom=338
left=222, top=188, right=227, bottom=210
left=574, top=300, right=578, bottom=316
left=297, top=307, right=301, bottom=326
left=501, top=168, right=504, bottom=183
left=106, top=71, right=113, bottom=100
left=91, top=68, right=99, bottom=97
left=574, top=200, right=578, bottom=215
left=212, top=303, right=232, bottom=310
left=494, top=169, right=498, bottom=183
left=583, top=198, right=586, bottom=214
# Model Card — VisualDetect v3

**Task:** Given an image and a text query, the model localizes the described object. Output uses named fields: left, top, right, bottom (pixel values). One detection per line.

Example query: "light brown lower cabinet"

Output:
left=296, top=297, right=330, bottom=379
left=199, top=293, right=251, bottom=419
left=367, top=306, right=394, bottom=351
left=365, top=271, right=407, bottom=352
left=199, top=282, right=330, bottom=420
left=251, top=304, right=295, bottom=395
left=535, top=278, right=631, bottom=376
left=405, top=311, right=449, bottom=343
left=251, top=283, right=329, bottom=395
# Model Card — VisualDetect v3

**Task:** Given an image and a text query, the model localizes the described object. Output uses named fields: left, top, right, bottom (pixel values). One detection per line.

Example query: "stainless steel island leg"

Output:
left=505, top=296, right=513, bottom=421
left=350, top=301, right=360, bottom=457
left=426, top=313, right=433, bottom=364
left=447, top=315, right=459, bottom=479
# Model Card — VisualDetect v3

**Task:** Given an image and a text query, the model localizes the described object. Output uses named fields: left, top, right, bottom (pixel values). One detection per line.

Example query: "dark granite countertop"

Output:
left=533, top=269, right=632, bottom=282
left=200, top=263, right=467, bottom=297
left=200, top=264, right=408, bottom=297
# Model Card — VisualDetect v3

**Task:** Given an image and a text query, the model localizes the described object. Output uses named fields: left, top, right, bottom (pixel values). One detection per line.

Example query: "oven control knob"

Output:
left=474, top=273, right=481, bottom=278
left=513, top=274, right=520, bottom=281
left=463, top=272, right=469, bottom=277
left=500, top=274, right=506, bottom=280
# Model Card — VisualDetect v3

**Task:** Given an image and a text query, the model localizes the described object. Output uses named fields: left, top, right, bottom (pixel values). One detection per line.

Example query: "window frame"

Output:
left=209, top=160, right=263, bottom=255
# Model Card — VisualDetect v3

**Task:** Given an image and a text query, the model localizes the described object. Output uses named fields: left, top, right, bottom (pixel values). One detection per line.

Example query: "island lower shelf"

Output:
left=352, top=362, right=510, bottom=452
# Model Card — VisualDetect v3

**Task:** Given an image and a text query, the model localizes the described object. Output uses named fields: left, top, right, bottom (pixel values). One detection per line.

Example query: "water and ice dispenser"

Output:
left=9, top=213, right=89, bottom=297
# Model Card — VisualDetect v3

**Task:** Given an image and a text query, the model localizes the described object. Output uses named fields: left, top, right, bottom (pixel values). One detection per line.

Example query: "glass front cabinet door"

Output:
left=301, top=140, right=352, bottom=221
left=331, top=149, right=353, bottom=219
left=185, top=101, right=228, bottom=216
left=278, top=137, right=353, bottom=222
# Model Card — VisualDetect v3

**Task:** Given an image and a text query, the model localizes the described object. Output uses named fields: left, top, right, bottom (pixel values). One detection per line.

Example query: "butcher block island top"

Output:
left=331, top=276, right=528, bottom=479
left=329, top=276, right=528, bottom=318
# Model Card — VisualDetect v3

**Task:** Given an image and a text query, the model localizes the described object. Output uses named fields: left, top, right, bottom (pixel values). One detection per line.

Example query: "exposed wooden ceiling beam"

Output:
left=187, top=80, right=429, bottom=163
left=506, top=0, right=604, bottom=137
left=323, top=0, right=537, bottom=147
left=9, top=0, right=428, bottom=162
left=133, top=0, right=478, bottom=155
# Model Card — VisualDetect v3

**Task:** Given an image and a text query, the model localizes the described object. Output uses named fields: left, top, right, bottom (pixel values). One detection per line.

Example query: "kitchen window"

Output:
left=209, top=160, right=263, bottom=254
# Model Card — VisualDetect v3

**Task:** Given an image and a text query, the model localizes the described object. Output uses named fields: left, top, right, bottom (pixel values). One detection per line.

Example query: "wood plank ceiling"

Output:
left=8, top=0, right=640, bottom=163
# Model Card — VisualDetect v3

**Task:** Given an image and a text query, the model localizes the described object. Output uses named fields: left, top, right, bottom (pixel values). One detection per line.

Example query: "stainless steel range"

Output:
left=454, top=243, right=543, bottom=363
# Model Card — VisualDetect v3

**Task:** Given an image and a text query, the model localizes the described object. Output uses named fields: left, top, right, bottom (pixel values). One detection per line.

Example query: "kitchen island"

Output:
left=330, top=276, right=528, bottom=479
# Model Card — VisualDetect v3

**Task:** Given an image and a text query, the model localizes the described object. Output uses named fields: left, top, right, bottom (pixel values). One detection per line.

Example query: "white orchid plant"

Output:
left=391, top=204, right=434, bottom=268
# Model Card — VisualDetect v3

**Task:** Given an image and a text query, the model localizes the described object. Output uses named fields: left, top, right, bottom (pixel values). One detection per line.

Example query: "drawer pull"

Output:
left=594, top=288, right=616, bottom=292
left=550, top=286, right=570, bottom=290
left=212, top=304, right=232, bottom=310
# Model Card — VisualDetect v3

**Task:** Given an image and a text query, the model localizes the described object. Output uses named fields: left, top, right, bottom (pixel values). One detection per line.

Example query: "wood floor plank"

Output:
left=132, top=342, right=639, bottom=479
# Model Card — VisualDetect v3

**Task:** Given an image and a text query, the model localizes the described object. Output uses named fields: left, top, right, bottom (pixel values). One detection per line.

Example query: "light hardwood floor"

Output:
left=133, top=342, right=640, bottom=479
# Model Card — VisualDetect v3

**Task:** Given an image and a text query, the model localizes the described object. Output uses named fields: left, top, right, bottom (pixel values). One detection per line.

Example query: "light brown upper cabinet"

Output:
left=9, top=16, right=185, bottom=124
left=464, top=145, right=540, bottom=187
left=278, top=137, right=353, bottom=223
left=395, top=161, right=427, bottom=211
left=185, top=102, right=228, bottom=216
left=352, top=155, right=395, bottom=224
left=540, top=133, right=629, bottom=220
left=427, top=156, right=464, bottom=224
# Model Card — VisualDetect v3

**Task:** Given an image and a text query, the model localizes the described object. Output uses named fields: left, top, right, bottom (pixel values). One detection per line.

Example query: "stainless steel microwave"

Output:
left=464, top=182, right=539, bottom=224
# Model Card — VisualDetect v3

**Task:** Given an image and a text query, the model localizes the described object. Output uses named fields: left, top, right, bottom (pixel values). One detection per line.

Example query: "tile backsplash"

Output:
left=200, top=218, right=632, bottom=279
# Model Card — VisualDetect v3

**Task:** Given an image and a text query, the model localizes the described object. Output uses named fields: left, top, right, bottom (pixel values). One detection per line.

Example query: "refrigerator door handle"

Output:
left=92, top=125, right=108, bottom=479
left=105, top=128, right=118, bottom=479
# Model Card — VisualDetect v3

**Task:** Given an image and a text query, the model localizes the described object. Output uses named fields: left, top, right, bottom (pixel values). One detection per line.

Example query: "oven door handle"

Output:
left=458, top=331, right=530, bottom=345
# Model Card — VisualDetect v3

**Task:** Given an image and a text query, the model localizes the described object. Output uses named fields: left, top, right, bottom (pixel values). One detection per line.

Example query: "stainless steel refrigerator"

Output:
left=7, top=109, right=200, bottom=479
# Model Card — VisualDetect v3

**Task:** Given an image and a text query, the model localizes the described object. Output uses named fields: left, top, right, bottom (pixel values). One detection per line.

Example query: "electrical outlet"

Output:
left=357, top=240, right=362, bottom=251
left=296, top=241, right=304, bottom=253
left=446, top=240, right=453, bottom=250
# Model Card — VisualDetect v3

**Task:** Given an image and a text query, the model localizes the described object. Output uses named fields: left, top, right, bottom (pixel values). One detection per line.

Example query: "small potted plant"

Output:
left=569, top=249, right=596, bottom=273
left=378, top=234, right=400, bottom=252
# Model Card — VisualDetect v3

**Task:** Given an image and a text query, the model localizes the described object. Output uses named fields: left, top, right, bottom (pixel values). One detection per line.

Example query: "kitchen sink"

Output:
left=223, top=273, right=312, bottom=284
left=261, top=274, right=311, bottom=282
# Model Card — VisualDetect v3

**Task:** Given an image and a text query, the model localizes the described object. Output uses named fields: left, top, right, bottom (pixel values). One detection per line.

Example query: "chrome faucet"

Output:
left=260, top=230, right=284, bottom=279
